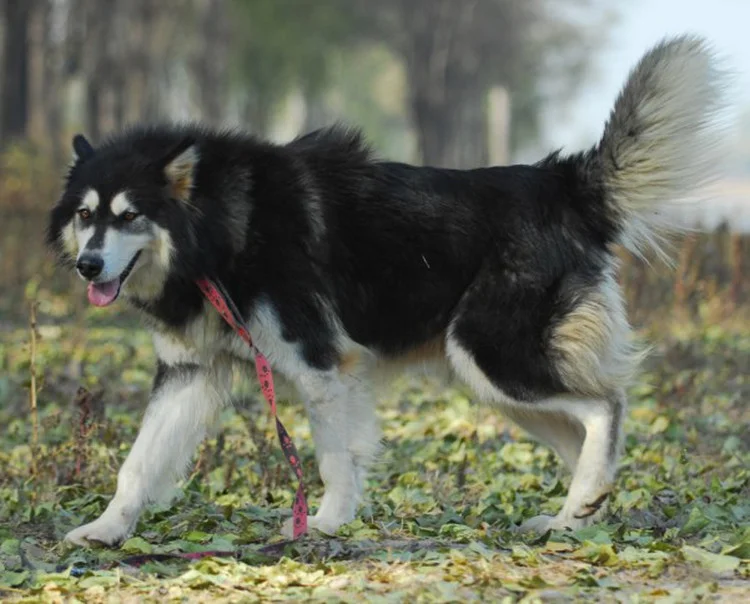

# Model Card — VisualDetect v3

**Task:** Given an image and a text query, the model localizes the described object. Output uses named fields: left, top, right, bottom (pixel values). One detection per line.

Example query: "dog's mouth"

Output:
left=87, top=251, right=141, bottom=307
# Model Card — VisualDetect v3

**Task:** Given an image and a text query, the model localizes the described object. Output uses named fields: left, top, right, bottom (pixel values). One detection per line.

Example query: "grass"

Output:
left=0, top=291, right=749, bottom=602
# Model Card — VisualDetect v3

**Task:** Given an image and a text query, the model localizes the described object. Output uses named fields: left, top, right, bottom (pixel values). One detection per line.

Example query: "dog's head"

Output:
left=47, top=133, right=200, bottom=306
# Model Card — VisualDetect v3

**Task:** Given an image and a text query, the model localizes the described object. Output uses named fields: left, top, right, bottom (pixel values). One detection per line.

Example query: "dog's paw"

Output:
left=280, top=515, right=342, bottom=539
left=64, top=517, right=132, bottom=547
left=518, top=514, right=571, bottom=535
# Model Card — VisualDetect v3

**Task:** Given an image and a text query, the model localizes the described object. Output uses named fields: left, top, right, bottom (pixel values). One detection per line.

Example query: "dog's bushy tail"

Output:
left=595, top=35, right=727, bottom=261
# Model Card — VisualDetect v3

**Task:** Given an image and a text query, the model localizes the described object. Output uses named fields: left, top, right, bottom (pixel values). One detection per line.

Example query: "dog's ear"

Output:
left=72, top=134, right=95, bottom=162
left=160, top=137, right=199, bottom=203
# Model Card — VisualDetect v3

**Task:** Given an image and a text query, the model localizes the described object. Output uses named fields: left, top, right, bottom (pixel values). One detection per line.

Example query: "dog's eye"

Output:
left=122, top=211, right=139, bottom=222
left=77, top=208, right=91, bottom=220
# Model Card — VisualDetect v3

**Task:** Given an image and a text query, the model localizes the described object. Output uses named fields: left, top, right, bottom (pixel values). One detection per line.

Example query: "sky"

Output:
left=542, top=0, right=750, bottom=155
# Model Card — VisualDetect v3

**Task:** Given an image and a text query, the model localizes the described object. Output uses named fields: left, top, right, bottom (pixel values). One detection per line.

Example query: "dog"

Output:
left=48, top=36, right=725, bottom=546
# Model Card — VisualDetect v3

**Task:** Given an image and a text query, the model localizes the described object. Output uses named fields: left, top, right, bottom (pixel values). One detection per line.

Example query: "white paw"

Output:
left=518, top=514, right=573, bottom=534
left=64, top=515, right=133, bottom=547
left=280, top=514, right=343, bottom=539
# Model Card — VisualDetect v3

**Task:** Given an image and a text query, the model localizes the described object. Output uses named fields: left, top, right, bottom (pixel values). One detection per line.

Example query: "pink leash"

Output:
left=196, top=278, right=308, bottom=539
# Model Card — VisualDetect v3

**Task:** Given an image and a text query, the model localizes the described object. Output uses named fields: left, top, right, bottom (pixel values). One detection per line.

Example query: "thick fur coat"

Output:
left=48, top=36, right=726, bottom=545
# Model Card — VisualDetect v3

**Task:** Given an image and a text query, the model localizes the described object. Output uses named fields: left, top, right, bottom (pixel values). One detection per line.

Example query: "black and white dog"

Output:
left=48, top=36, right=725, bottom=546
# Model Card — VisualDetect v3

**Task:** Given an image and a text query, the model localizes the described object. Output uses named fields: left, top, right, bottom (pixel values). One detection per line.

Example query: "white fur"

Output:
left=154, top=226, right=175, bottom=270
left=549, top=265, right=646, bottom=396
left=73, top=190, right=100, bottom=253
left=282, top=369, right=381, bottom=537
left=123, top=227, right=175, bottom=301
left=88, top=228, right=151, bottom=282
left=80, top=188, right=100, bottom=213
left=65, top=294, right=383, bottom=544
left=65, top=337, right=231, bottom=546
left=445, top=333, right=514, bottom=406
left=62, top=189, right=101, bottom=256
left=152, top=331, right=203, bottom=365
left=599, top=35, right=729, bottom=261
left=500, top=406, right=584, bottom=473
left=60, top=222, right=77, bottom=256
left=110, top=191, right=135, bottom=216
left=519, top=397, right=624, bottom=533
left=246, top=298, right=314, bottom=375
left=445, top=332, right=623, bottom=533
left=73, top=225, right=95, bottom=257
left=245, top=298, right=381, bottom=536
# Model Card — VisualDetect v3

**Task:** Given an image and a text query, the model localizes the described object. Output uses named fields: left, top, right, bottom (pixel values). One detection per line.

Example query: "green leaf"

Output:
left=78, top=573, right=120, bottom=588
left=0, top=538, right=21, bottom=555
left=121, top=536, right=153, bottom=554
left=678, top=506, right=710, bottom=537
left=722, top=541, right=750, bottom=560
left=466, top=540, right=494, bottom=560
left=650, top=415, right=671, bottom=434
left=572, top=541, right=619, bottom=567
left=0, top=569, right=29, bottom=587
left=681, top=545, right=740, bottom=573
left=183, top=531, right=212, bottom=543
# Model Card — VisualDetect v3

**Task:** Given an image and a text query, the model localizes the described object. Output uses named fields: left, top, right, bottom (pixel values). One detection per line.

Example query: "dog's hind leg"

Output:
left=281, top=369, right=381, bottom=538
left=499, top=406, right=584, bottom=473
left=446, top=267, right=632, bottom=534
left=517, top=391, right=626, bottom=533
left=449, top=328, right=626, bottom=532
left=65, top=336, right=230, bottom=547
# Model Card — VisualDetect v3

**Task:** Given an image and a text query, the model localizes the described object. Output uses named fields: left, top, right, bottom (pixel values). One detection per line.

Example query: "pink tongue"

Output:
left=87, top=279, right=121, bottom=307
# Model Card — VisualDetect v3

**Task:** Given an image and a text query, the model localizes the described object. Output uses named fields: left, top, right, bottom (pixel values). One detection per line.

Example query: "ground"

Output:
left=0, top=297, right=749, bottom=602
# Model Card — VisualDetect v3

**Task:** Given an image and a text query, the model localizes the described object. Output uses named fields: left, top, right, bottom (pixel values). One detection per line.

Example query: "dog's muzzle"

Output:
left=86, top=251, right=141, bottom=307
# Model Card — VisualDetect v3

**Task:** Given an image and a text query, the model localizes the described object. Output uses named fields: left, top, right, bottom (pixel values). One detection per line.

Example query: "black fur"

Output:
left=72, top=134, right=95, bottom=161
left=153, top=361, right=201, bottom=393
left=49, top=123, right=621, bottom=401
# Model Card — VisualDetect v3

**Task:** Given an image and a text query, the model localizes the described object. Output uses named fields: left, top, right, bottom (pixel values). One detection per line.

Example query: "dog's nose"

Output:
left=76, top=254, right=104, bottom=279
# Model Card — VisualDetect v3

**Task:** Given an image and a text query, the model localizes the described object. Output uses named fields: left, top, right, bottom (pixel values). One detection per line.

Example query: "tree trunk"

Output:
left=1, top=0, right=33, bottom=146
left=124, top=0, right=166, bottom=124
left=84, top=79, right=101, bottom=142
left=27, top=0, right=64, bottom=161
left=82, top=2, right=104, bottom=140
left=242, top=93, right=274, bottom=137
left=445, top=79, right=488, bottom=169
left=487, top=86, right=511, bottom=166
left=192, top=0, right=229, bottom=126
left=42, top=0, right=64, bottom=164
left=401, top=0, right=487, bottom=169
left=27, top=0, right=46, bottom=145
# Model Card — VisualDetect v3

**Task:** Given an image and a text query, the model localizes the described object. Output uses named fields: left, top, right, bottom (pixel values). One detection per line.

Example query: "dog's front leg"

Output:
left=281, top=370, right=380, bottom=538
left=65, top=359, right=228, bottom=547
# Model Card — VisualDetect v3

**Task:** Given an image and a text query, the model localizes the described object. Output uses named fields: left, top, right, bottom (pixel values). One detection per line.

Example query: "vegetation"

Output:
left=1, top=224, right=748, bottom=600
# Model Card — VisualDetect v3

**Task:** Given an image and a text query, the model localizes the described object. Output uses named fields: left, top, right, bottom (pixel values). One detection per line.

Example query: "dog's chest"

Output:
left=156, top=300, right=308, bottom=379
left=188, top=308, right=256, bottom=361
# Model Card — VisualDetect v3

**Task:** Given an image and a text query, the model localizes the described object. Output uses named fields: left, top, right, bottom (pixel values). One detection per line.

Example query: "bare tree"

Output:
left=1, top=0, right=35, bottom=146
left=352, top=0, right=528, bottom=167
left=192, top=0, right=229, bottom=125
left=76, top=0, right=117, bottom=141
left=123, top=0, right=191, bottom=125
left=26, top=0, right=68, bottom=161
left=351, top=0, right=610, bottom=168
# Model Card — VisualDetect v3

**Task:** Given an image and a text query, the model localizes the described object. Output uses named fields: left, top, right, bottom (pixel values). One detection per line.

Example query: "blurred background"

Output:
left=0, top=0, right=749, bottom=382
